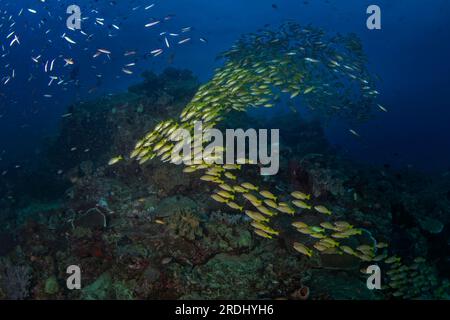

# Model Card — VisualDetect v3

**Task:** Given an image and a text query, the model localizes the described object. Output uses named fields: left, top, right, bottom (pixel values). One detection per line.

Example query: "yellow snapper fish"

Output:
left=340, top=246, right=357, bottom=256
left=376, top=242, right=389, bottom=249
left=226, top=201, right=243, bottom=211
left=259, top=190, right=277, bottom=201
left=331, top=228, right=362, bottom=239
left=313, top=242, right=329, bottom=252
left=233, top=185, right=247, bottom=193
left=296, top=227, right=314, bottom=235
left=277, top=204, right=295, bottom=215
left=292, top=200, right=312, bottom=210
left=319, top=221, right=337, bottom=230
left=251, top=221, right=279, bottom=235
left=217, top=190, right=235, bottom=200
left=242, top=193, right=261, bottom=205
left=291, top=191, right=311, bottom=200
left=108, top=155, right=124, bottom=166
left=263, top=199, right=278, bottom=209
left=292, top=221, right=309, bottom=229
left=253, top=229, right=273, bottom=239
left=256, top=205, right=277, bottom=217
left=309, top=232, right=326, bottom=239
left=223, top=164, right=241, bottom=170
left=218, top=183, right=234, bottom=192
left=241, top=182, right=259, bottom=191
left=211, top=194, right=228, bottom=204
left=245, top=210, right=269, bottom=223
left=183, top=166, right=198, bottom=173
left=200, top=175, right=220, bottom=183
left=334, top=221, right=352, bottom=230
left=314, top=205, right=332, bottom=215
left=321, top=238, right=340, bottom=247
left=385, top=256, right=401, bottom=264
left=293, top=242, right=313, bottom=257
left=224, top=172, right=237, bottom=180
left=356, top=245, right=374, bottom=254
left=304, top=86, right=315, bottom=94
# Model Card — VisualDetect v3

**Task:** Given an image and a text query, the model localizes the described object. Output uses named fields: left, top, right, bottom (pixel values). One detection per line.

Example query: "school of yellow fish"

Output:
left=113, top=23, right=404, bottom=275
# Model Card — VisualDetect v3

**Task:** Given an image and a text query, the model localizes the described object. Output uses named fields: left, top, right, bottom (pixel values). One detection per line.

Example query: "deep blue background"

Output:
left=0, top=0, right=449, bottom=172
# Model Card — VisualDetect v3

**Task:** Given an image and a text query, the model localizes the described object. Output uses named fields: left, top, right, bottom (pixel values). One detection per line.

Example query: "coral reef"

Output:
left=0, top=262, right=32, bottom=300
left=0, top=59, right=449, bottom=300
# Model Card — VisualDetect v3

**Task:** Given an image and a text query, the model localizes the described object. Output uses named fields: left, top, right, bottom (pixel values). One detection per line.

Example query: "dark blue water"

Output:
left=1, top=0, right=449, bottom=172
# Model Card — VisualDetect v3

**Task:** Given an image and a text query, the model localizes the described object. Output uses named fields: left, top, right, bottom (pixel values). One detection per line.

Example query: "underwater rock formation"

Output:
left=0, top=25, right=449, bottom=299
